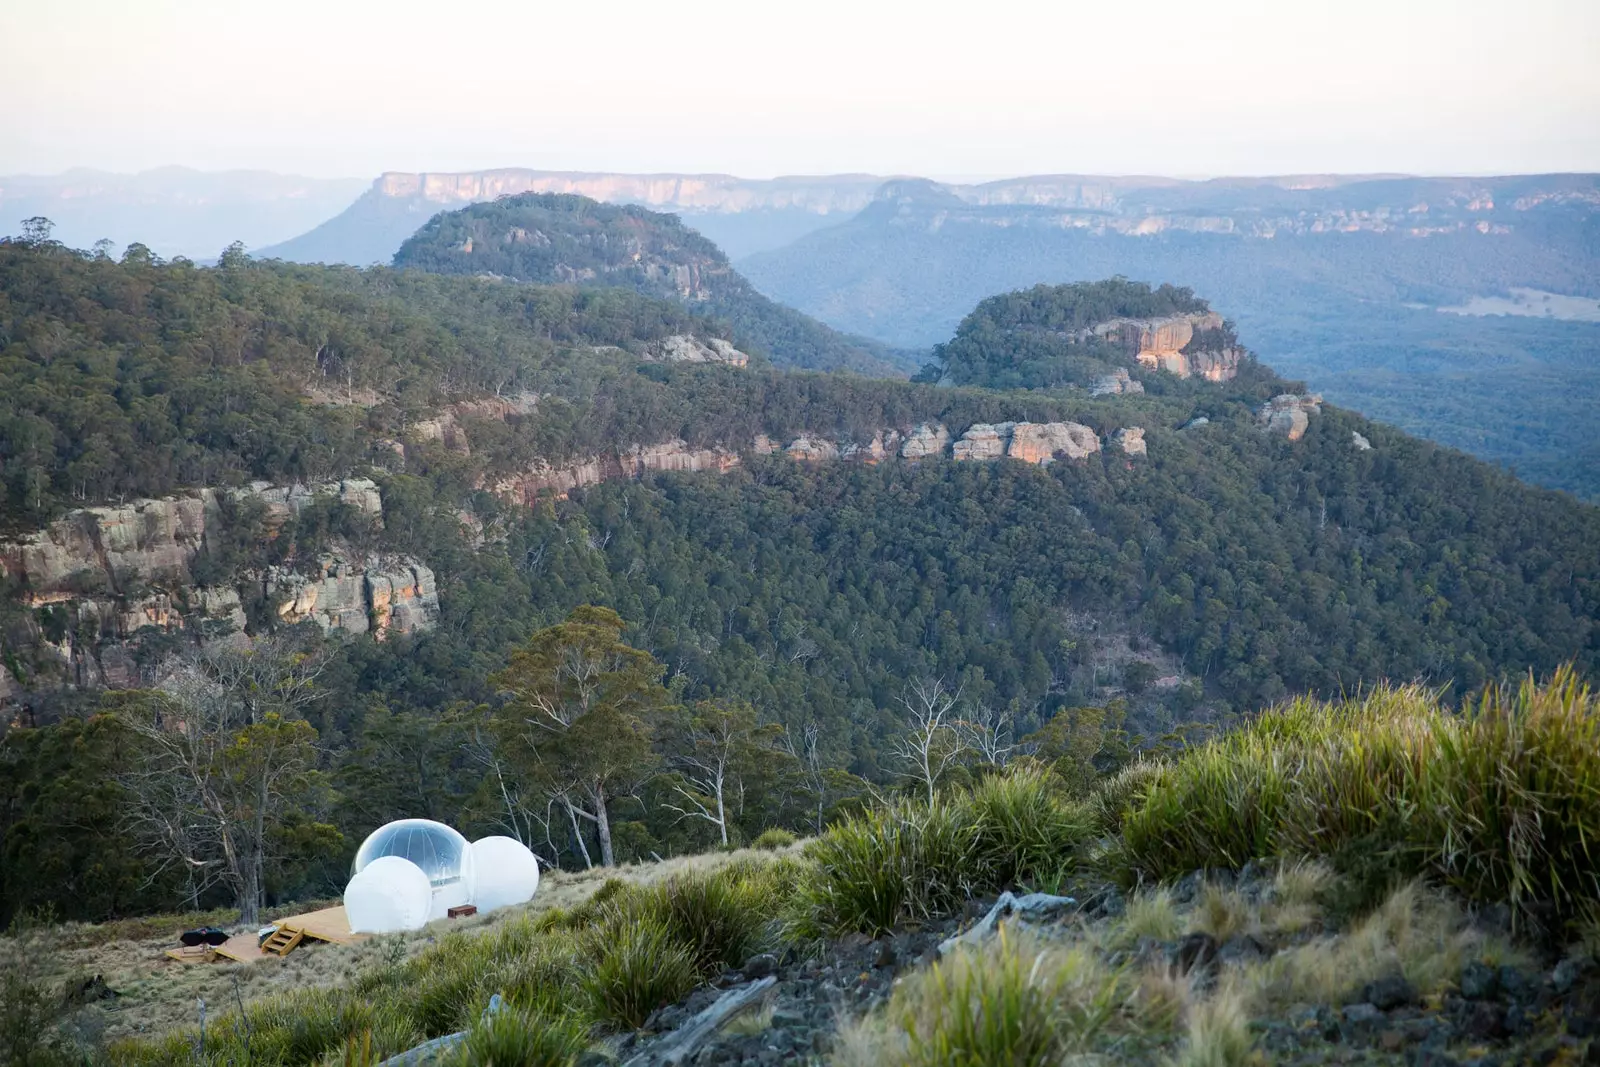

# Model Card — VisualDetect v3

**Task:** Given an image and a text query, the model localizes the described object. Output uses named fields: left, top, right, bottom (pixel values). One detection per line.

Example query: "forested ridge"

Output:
left=1, top=237, right=1597, bottom=927
left=392, top=192, right=917, bottom=376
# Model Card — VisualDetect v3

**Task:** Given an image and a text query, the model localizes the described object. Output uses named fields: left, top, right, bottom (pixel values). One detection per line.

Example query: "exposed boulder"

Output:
left=1113, top=427, right=1148, bottom=456
left=1181, top=416, right=1211, bottom=430
left=1259, top=394, right=1323, bottom=441
left=1352, top=431, right=1373, bottom=451
left=646, top=334, right=750, bottom=367
left=952, top=422, right=1014, bottom=461
left=1090, top=367, right=1146, bottom=396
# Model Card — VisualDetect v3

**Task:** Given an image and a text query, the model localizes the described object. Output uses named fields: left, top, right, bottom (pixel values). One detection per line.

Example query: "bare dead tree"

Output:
left=660, top=702, right=764, bottom=847
left=892, top=677, right=969, bottom=804
left=113, top=637, right=329, bottom=924
left=960, top=701, right=1019, bottom=768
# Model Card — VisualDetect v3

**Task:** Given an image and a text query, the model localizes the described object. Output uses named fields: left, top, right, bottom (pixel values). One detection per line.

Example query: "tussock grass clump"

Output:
left=1111, top=888, right=1183, bottom=949
left=836, top=929, right=1160, bottom=1067
left=606, top=870, right=768, bottom=975
left=1086, top=758, right=1169, bottom=835
left=1248, top=883, right=1526, bottom=1008
left=751, top=827, right=798, bottom=850
left=1171, top=986, right=1252, bottom=1067
left=1122, top=668, right=1600, bottom=923
left=792, top=795, right=980, bottom=937
left=969, top=764, right=1093, bottom=890
left=582, top=919, right=698, bottom=1029
left=446, top=1005, right=587, bottom=1067
left=794, top=767, right=1093, bottom=937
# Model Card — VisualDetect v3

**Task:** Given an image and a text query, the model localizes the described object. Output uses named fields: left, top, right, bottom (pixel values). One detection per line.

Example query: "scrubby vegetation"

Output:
left=4, top=668, right=1578, bottom=1066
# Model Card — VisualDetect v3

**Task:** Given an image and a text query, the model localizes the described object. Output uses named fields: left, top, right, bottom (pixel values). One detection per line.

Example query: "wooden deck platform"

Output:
left=163, top=906, right=364, bottom=966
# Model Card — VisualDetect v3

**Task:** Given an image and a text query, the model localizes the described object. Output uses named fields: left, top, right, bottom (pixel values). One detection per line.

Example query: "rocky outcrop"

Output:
left=268, top=557, right=438, bottom=638
left=647, top=335, right=750, bottom=367
left=1090, top=368, right=1145, bottom=396
left=496, top=440, right=743, bottom=504
left=1113, top=427, right=1147, bottom=456
left=1259, top=395, right=1323, bottom=441
left=1076, top=312, right=1242, bottom=381
left=1351, top=431, right=1373, bottom=451
left=840, top=431, right=903, bottom=464
left=0, top=479, right=436, bottom=701
left=899, top=423, right=951, bottom=459
left=953, top=422, right=1101, bottom=464
left=784, top=435, right=840, bottom=463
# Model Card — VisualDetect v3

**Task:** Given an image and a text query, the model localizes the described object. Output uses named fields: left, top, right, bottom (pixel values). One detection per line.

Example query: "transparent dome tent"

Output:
left=352, top=819, right=470, bottom=887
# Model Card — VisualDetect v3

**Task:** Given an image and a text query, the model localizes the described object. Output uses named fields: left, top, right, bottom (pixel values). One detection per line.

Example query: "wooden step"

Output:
left=261, top=927, right=305, bottom=957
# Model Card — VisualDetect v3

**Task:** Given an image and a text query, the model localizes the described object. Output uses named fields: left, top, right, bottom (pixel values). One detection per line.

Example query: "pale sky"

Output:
left=3, top=0, right=1598, bottom=179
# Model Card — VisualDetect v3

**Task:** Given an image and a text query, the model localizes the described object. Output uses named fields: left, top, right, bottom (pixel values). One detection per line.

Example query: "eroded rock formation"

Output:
left=1113, top=427, right=1148, bottom=456
left=1090, top=368, right=1145, bottom=396
left=952, top=422, right=1102, bottom=464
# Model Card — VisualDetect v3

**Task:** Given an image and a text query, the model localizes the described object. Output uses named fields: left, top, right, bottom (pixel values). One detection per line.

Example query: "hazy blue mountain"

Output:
left=260, top=169, right=883, bottom=265
left=0, top=167, right=369, bottom=261
left=740, top=175, right=1600, bottom=499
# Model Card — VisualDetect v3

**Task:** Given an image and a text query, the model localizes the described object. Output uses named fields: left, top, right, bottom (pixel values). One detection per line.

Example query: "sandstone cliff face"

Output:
left=0, top=479, right=437, bottom=699
left=1091, top=368, right=1145, bottom=396
left=375, top=171, right=882, bottom=216
left=899, top=423, right=951, bottom=459
left=1080, top=312, right=1241, bottom=381
left=1113, top=427, right=1148, bottom=456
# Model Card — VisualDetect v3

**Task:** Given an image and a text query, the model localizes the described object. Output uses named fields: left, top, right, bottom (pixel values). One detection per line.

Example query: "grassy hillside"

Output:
left=392, top=193, right=918, bottom=376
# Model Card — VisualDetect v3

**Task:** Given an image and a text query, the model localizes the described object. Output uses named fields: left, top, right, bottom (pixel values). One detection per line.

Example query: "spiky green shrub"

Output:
left=1085, top=759, right=1168, bottom=835
left=1421, top=668, right=1600, bottom=916
left=791, top=795, right=981, bottom=937
left=969, top=765, right=1093, bottom=889
left=582, top=918, right=698, bottom=1029
left=446, top=1006, right=587, bottom=1067
left=752, top=827, right=798, bottom=850
left=1121, top=669, right=1600, bottom=922
left=613, top=871, right=767, bottom=975
left=896, top=931, right=1130, bottom=1067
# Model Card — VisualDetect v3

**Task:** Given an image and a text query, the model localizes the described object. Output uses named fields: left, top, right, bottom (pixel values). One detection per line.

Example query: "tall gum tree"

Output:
left=489, top=606, right=667, bottom=868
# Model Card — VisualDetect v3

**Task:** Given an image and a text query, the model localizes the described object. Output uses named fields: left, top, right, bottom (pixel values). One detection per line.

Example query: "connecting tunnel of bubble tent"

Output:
left=351, top=818, right=475, bottom=921
left=468, top=836, right=541, bottom=913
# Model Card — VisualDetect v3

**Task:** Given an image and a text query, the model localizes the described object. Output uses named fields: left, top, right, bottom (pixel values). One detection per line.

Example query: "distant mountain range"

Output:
left=739, top=174, right=1600, bottom=499
left=0, top=167, right=368, bottom=260
left=260, top=170, right=888, bottom=264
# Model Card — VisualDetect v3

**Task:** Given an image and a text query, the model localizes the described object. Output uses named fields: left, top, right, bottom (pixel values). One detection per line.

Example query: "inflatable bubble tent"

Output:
left=344, top=819, right=541, bottom=934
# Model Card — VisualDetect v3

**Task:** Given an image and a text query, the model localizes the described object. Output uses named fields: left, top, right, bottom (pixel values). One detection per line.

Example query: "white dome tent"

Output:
left=343, top=819, right=540, bottom=933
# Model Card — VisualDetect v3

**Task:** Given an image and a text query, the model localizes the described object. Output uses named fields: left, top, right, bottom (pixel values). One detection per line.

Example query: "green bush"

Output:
left=969, top=765, right=1093, bottom=889
left=447, top=1006, right=586, bottom=1067
left=751, top=827, right=798, bottom=850
left=613, top=871, right=768, bottom=975
left=1120, top=669, right=1600, bottom=923
left=582, top=918, right=698, bottom=1029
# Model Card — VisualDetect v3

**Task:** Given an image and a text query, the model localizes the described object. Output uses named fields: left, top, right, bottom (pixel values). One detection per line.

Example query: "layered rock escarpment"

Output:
left=489, top=418, right=1128, bottom=506
left=0, top=479, right=438, bottom=697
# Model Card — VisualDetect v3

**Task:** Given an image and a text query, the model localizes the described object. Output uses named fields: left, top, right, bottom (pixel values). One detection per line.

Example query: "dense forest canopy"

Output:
left=393, top=192, right=915, bottom=376
left=1, top=237, right=1598, bottom=925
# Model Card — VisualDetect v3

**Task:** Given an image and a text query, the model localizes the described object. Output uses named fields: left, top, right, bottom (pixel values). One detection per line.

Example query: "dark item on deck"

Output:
left=447, top=905, right=478, bottom=919
left=179, top=927, right=230, bottom=947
